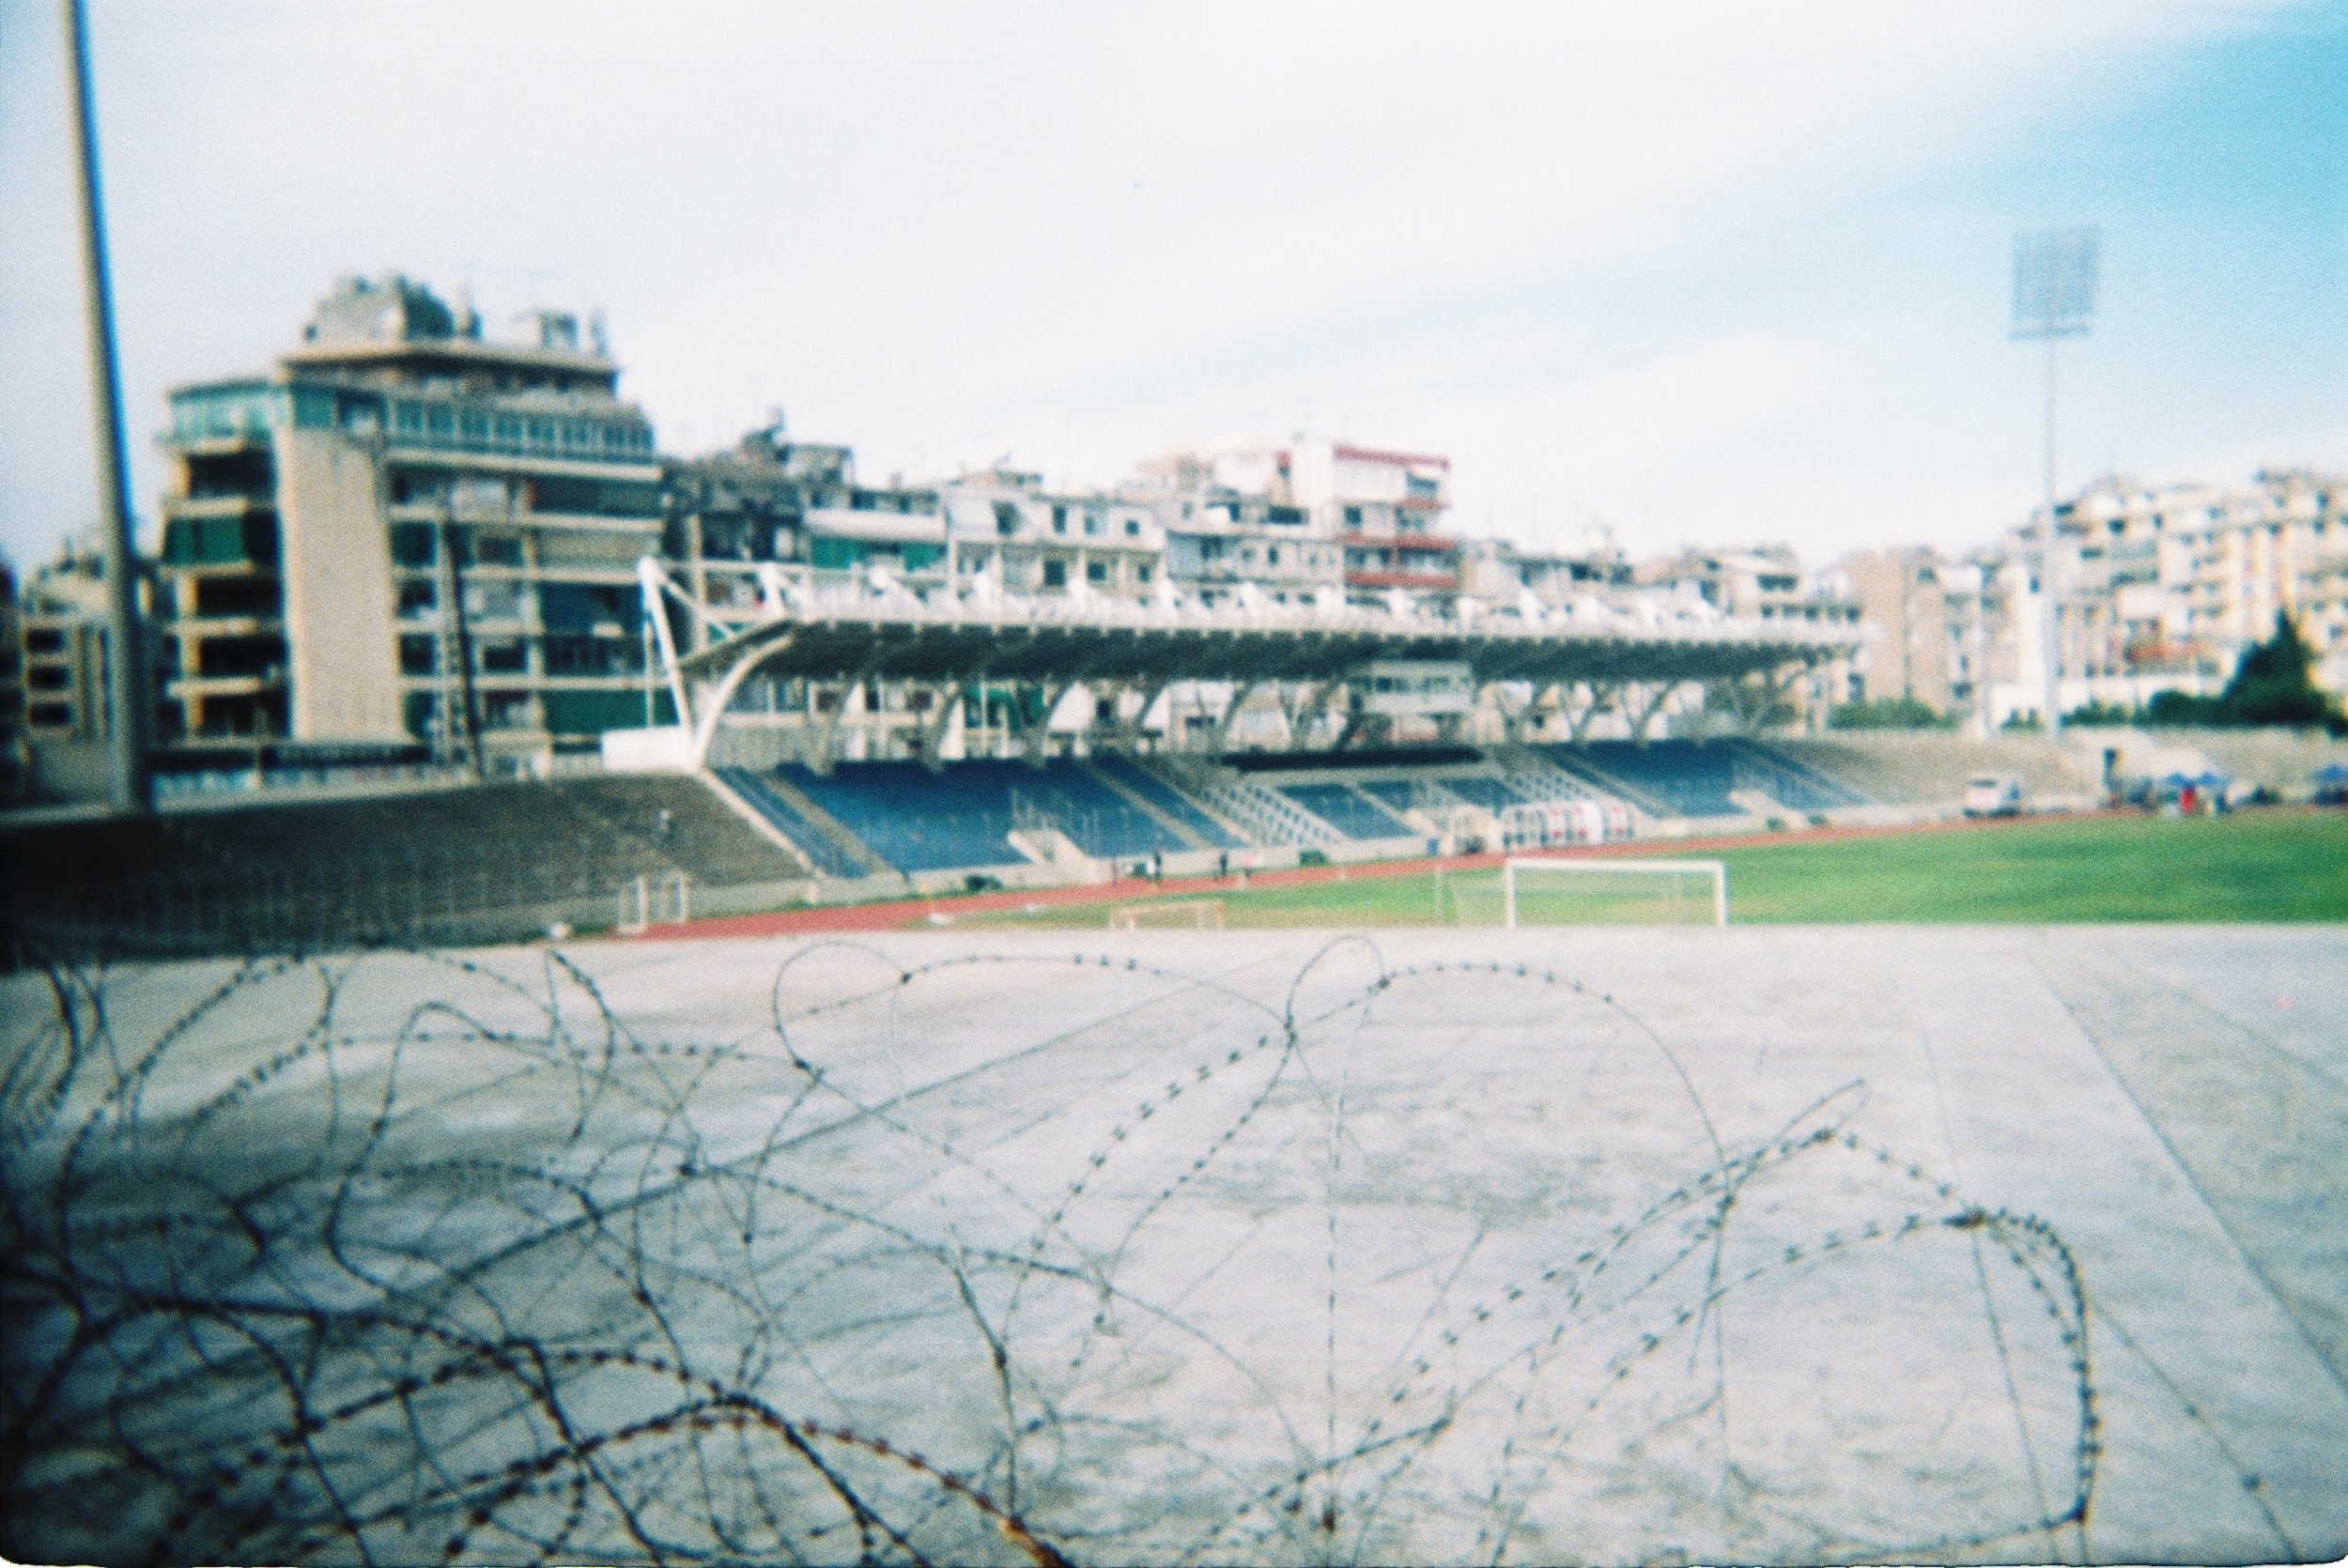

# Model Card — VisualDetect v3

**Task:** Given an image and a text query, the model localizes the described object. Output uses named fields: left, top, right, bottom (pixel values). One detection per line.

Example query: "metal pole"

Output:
left=2041, top=332, right=2062, bottom=735
left=61, top=0, right=150, bottom=813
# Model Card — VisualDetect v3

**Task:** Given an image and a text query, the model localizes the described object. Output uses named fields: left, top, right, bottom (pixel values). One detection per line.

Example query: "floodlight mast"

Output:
left=61, top=0, right=149, bottom=813
left=2011, top=226, right=2099, bottom=737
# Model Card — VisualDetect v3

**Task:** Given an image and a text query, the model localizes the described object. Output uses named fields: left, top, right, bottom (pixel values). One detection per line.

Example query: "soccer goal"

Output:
left=1107, top=899, right=1227, bottom=931
left=1499, top=856, right=1728, bottom=928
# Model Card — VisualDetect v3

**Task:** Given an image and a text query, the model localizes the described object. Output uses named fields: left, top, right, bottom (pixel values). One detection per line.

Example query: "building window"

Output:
left=1086, top=561, right=1108, bottom=584
left=478, top=640, right=527, bottom=674
left=398, top=635, right=438, bottom=675
left=1344, top=506, right=1362, bottom=529
left=396, top=580, right=438, bottom=618
left=1125, top=517, right=1140, bottom=537
left=391, top=523, right=436, bottom=567
left=1043, top=560, right=1067, bottom=589
left=1136, top=564, right=1152, bottom=583
left=1051, top=505, right=1067, bottom=535
left=29, top=701, right=72, bottom=728
left=1084, top=513, right=1102, bottom=537
left=469, top=532, right=523, bottom=567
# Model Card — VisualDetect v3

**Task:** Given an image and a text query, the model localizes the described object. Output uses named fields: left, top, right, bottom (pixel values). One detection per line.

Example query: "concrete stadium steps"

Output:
left=1776, top=734, right=2088, bottom=807
left=2108, top=729, right=2348, bottom=794
left=558, top=775, right=814, bottom=882
left=0, top=777, right=806, bottom=955
left=713, top=767, right=889, bottom=879
left=1483, top=745, right=1612, bottom=807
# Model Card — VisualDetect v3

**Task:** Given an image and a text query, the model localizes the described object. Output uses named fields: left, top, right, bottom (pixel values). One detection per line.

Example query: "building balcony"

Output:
left=170, top=612, right=285, bottom=638
left=1345, top=569, right=1459, bottom=592
left=168, top=671, right=287, bottom=698
left=162, top=493, right=268, bottom=520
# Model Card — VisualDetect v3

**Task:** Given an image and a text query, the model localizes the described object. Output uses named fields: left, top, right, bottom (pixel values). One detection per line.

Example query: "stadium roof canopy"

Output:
left=673, top=587, right=1856, bottom=690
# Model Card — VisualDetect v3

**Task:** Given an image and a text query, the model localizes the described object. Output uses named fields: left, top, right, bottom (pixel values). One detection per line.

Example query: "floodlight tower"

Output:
left=2010, top=226, right=2099, bottom=735
left=61, top=0, right=150, bottom=811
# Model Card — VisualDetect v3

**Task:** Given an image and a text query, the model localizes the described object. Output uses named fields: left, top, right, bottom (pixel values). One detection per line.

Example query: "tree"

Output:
left=1829, top=695, right=1949, bottom=731
left=2217, top=613, right=2338, bottom=729
left=2139, top=615, right=2344, bottom=732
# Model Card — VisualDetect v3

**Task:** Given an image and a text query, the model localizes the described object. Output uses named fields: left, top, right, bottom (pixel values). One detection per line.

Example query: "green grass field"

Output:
left=995, top=810, right=2348, bottom=928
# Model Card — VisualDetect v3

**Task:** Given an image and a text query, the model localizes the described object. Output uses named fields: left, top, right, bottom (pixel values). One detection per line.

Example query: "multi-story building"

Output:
left=1288, top=440, right=1460, bottom=606
left=1131, top=448, right=1336, bottom=608
left=1995, top=469, right=2348, bottom=720
left=1457, top=528, right=1633, bottom=610
left=1832, top=546, right=2009, bottom=729
left=0, top=561, right=22, bottom=791
left=16, top=542, right=117, bottom=746
left=939, top=468, right=1164, bottom=603
left=5, top=538, right=172, bottom=797
left=155, top=274, right=664, bottom=767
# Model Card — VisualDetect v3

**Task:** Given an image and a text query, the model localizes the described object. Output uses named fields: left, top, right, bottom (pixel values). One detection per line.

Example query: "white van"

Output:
left=1962, top=775, right=2025, bottom=818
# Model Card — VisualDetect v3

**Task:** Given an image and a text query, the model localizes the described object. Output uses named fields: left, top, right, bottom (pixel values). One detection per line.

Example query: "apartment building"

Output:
left=1291, top=440, right=1460, bottom=605
left=155, top=275, right=664, bottom=766
left=1833, top=546, right=2010, bottom=726
left=2015, top=469, right=2348, bottom=715
left=939, top=468, right=1164, bottom=602
left=1130, top=448, right=1337, bottom=607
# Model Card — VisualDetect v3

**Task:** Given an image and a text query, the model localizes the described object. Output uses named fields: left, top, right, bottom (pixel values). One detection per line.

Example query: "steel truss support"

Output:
left=1197, top=679, right=1260, bottom=757
left=1566, top=682, right=1612, bottom=743
left=1010, top=679, right=1075, bottom=767
left=1085, top=678, right=1166, bottom=756
left=1712, top=663, right=1806, bottom=737
left=1625, top=680, right=1683, bottom=744
left=911, top=681, right=963, bottom=772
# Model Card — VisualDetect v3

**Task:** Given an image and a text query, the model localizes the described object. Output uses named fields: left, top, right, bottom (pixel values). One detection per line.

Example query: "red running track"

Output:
left=630, top=811, right=2128, bottom=943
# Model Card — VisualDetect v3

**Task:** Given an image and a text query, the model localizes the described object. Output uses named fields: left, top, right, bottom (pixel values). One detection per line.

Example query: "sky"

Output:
left=1, top=1, right=2342, bottom=574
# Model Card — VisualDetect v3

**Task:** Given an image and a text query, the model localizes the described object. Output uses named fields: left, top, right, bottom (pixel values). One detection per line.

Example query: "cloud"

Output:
left=0, top=0, right=2327, bottom=570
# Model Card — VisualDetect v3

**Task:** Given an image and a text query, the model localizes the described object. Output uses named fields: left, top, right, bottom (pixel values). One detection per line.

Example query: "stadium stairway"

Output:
left=561, top=774, right=815, bottom=881
left=1138, top=758, right=1342, bottom=848
left=1077, top=758, right=1219, bottom=852
left=1089, top=754, right=1244, bottom=850
left=1276, top=781, right=1417, bottom=840
left=1529, top=746, right=1682, bottom=820
left=1722, top=740, right=1873, bottom=812
left=712, top=767, right=890, bottom=879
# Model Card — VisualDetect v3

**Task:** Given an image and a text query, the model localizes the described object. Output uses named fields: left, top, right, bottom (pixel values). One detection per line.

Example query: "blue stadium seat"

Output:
left=1554, top=742, right=1742, bottom=818
left=1726, top=740, right=1871, bottom=809
left=1429, top=775, right=1536, bottom=811
left=1354, top=779, right=1423, bottom=816
left=1091, top=755, right=1243, bottom=848
left=759, top=758, right=1213, bottom=874
left=780, top=761, right=1027, bottom=872
left=1277, top=783, right=1414, bottom=840
left=714, top=767, right=875, bottom=879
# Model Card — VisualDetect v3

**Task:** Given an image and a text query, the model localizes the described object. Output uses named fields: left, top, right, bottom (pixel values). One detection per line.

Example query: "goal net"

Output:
left=1107, top=899, right=1227, bottom=931
left=1430, top=858, right=1728, bottom=927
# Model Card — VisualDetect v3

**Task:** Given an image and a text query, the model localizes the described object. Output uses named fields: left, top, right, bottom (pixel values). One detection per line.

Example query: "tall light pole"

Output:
left=2010, top=226, right=2099, bottom=736
left=61, top=0, right=150, bottom=812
